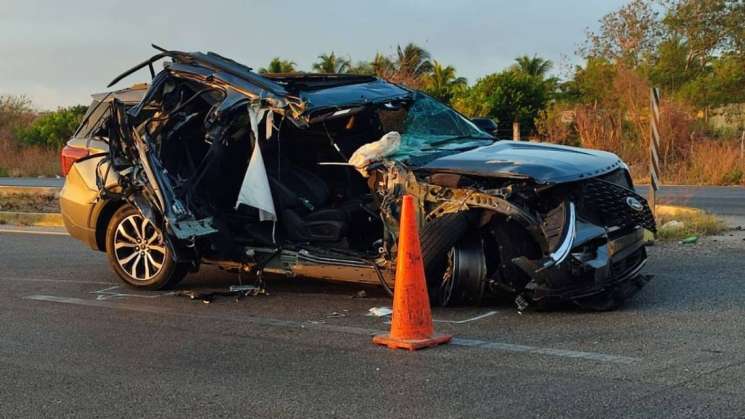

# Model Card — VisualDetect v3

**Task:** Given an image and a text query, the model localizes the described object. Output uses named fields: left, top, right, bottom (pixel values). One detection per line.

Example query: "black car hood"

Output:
left=420, top=141, right=624, bottom=184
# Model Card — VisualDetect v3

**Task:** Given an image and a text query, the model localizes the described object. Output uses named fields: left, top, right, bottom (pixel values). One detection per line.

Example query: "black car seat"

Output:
left=268, top=165, right=349, bottom=243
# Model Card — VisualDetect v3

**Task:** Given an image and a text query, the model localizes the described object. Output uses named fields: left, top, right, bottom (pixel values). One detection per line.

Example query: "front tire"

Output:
left=105, top=204, right=186, bottom=290
left=420, top=212, right=470, bottom=306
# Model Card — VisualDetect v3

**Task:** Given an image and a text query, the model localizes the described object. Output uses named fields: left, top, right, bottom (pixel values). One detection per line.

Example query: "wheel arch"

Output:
left=482, top=214, right=544, bottom=292
left=94, top=199, right=127, bottom=251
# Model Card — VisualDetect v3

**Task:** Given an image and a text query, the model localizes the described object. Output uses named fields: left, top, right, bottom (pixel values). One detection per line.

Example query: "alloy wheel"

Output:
left=113, top=214, right=166, bottom=281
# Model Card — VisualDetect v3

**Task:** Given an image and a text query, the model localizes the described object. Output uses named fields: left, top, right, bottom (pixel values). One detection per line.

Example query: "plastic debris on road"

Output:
left=679, top=235, right=699, bottom=245
left=176, top=285, right=266, bottom=303
left=367, top=306, right=393, bottom=317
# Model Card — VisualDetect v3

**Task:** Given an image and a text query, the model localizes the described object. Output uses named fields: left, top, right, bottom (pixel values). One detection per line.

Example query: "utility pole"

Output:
left=512, top=122, right=520, bottom=141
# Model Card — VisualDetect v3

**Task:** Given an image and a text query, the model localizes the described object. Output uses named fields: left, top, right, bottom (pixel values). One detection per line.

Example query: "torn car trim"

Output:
left=546, top=202, right=576, bottom=267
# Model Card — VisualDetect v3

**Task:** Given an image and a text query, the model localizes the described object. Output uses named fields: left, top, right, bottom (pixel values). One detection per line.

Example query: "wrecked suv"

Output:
left=60, top=46, right=655, bottom=310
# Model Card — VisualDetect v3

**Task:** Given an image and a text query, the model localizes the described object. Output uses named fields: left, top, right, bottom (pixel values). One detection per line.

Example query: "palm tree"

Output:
left=422, top=61, right=467, bottom=103
left=395, top=43, right=433, bottom=77
left=371, top=52, right=394, bottom=77
left=348, top=61, right=374, bottom=76
left=312, top=52, right=351, bottom=74
left=258, top=57, right=296, bottom=74
left=513, top=55, right=553, bottom=78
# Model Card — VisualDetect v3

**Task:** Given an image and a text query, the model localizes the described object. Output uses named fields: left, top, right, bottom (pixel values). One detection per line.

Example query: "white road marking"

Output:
left=385, top=310, right=499, bottom=325
left=91, top=285, right=175, bottom=300
left=451, top=338, right=640, bottom=364
left=0, top=228, right=68, bottom=236
left=25, top=294, right=641, bottom=365
left=434, top=310, right=498, bottom=324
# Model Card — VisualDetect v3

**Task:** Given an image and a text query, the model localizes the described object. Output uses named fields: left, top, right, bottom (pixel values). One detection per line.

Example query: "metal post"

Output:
left=649, top=87, right=662, bottom=219
left=647, top=185, right=656, bottom=218
left=512, top=122, right=520, bottom=141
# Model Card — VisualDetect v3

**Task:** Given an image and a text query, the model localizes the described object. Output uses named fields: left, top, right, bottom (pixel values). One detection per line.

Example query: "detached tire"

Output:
left=105, top=204, right=187, bottom=290
left=420, top=212, right=470, bottom=304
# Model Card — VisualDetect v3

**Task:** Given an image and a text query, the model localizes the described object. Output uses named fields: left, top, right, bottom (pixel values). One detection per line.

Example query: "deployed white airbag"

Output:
left=348, top=131, right=401, bottom=177
left=234, top=105, right=277, bottom=222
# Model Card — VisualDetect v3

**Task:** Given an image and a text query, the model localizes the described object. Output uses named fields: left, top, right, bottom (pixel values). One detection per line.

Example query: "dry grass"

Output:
left=0, top=191, right=59, bottom=213
left=0, top=138, right=59, bottom=177
left=655, top=205, right=728, bottom=241
left=546, top=109, right=745, bottom=186
left=537, top=64, right=745, bottom=187
left=0, top=211, right=63, bottom=227
left=666, top=140, right=744, bottom=185
left=632, top=140, right=745, bottom=185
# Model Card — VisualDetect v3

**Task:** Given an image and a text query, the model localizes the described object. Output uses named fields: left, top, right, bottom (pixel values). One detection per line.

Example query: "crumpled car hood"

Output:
left=420, top=141, right=624, bottom=183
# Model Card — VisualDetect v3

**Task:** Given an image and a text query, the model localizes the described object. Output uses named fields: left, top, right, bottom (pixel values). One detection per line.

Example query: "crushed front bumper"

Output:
left=513, top=221, right=651, bottom=310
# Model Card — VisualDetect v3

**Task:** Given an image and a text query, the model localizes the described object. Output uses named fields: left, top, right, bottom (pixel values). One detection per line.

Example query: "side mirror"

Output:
left=470, top=118, right=498, bottom=137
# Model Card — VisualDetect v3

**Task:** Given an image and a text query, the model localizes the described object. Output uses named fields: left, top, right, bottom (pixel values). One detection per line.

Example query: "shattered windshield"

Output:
left=390, top=92, right=493, bottom=160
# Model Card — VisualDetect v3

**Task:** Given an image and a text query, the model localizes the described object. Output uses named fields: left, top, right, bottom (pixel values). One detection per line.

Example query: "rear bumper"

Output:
left=513, top=223, right=650, bottom=308
left=59, top=164, right=98, bottom=249
left=59, top=156, right=119, bottom=251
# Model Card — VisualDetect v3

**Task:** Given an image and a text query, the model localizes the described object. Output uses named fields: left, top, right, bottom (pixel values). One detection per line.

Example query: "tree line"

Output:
left=2, top=0, right=744, bottom=169
left=546, top=0, right=745, bottom=184
left=258, top=44, right=557, bottom=137
left=257, top=0, right=745, bottom=147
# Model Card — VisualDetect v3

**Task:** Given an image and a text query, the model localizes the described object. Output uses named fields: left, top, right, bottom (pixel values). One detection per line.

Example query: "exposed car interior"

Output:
left=115, top=75, right=417, bottom=261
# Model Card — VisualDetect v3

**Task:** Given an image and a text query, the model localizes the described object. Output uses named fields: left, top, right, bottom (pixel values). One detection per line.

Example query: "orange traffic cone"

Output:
left=373, top=194, right=452, bottom=351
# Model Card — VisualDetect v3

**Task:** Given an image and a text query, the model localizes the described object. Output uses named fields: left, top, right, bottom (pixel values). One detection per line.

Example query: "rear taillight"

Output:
left=60, top=145, right=90, bottom=176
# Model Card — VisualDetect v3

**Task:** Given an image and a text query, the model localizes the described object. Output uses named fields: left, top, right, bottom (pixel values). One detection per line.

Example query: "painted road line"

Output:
left=384, top=310, right=498, bottom=325
left=25, top=294, right=371, bottom=334
left=451, top=338, right=639, bottom=364
left=0, top=228, right=69, bottom=236
left=25, top=294, right=641, bottom=365
left=91, top=285, right=176, bottom=300
left=434, top=310, right=498, bottom=324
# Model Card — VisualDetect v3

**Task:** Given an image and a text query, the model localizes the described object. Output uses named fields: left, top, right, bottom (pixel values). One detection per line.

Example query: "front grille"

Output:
left=578, top=178, right=656, bottom=232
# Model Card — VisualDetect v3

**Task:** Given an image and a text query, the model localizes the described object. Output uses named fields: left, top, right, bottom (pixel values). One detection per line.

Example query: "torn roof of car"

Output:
left=91, top=84, right=148, bottom=104
left=107, top=45, right=413, bottom=125
left=264, top=74, right=411, bottom=111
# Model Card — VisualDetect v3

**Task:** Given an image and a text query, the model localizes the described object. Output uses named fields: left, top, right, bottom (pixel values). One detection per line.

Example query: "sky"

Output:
left=0, top=0, right=626, bottom=110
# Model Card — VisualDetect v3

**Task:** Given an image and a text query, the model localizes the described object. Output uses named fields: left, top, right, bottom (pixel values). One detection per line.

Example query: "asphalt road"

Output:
left=0, top=177, right=64, bottom=188
left=3, top=227, right=745, bottom=418
left=635, top=185, right=745, bottom=216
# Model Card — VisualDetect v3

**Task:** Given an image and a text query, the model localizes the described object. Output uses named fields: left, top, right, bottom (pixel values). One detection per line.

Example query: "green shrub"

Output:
left=14, top=105, right=87, bottom=149
left=0, top=95, right=34, bottom=141
left=722, top=167, right=744, bottom=184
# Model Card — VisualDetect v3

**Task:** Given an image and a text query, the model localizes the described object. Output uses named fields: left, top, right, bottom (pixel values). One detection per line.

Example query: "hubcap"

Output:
left=113, top=214, right=166, bottom=281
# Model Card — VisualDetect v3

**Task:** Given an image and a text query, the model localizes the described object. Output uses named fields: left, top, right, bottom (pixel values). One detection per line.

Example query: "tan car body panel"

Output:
left=66, top=137, right=109, bottom=154
left=60, top=155, right=120, bottom=250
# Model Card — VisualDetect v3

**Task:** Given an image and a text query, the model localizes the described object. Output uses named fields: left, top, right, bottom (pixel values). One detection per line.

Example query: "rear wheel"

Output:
left=105, top=204, right=187, bottom=289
